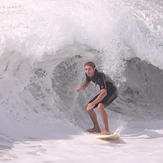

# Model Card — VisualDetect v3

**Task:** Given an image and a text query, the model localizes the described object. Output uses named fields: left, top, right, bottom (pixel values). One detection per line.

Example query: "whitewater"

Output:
left=0, top=0, right=163, bottom=162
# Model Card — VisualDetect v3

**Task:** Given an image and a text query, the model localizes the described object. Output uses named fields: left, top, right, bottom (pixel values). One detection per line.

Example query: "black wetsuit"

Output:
left=86, top=70, right=118, bottom=108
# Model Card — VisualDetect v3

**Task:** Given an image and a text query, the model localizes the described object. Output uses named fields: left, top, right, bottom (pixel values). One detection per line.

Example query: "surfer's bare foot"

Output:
left=86, top=127, right=101, bottom=133
left=100, top=130, right=110, bottom=135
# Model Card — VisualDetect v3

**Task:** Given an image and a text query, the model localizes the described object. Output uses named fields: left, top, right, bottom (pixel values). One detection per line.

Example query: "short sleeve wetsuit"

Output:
left=85, top=70, right=118, bottom=108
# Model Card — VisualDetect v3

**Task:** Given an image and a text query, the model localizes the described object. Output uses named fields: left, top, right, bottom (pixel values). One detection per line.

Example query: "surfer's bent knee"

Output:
left=85, top=105, right=94, bottom=111
left=85, top=105, right=90, bottom=111
left=97, top=103, right=105, bottom=112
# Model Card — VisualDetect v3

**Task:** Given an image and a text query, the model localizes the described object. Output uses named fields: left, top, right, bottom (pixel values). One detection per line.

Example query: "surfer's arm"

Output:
left=75, top=80, right=90, bottom=92
left=92, top=89, right=107, bottom=105
left=86, top=89, right=107, bottom=110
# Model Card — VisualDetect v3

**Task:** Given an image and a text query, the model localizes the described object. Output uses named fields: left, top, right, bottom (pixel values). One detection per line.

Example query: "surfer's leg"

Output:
left=86, top=106, right=101, bottom=133
left=97, top=87, right=118, bottom=135
left=98, top=103, right=110, bottom=135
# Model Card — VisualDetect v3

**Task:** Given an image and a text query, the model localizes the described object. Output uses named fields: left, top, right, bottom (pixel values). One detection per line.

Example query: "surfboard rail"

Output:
left=95, top=133, right=120, bottom=140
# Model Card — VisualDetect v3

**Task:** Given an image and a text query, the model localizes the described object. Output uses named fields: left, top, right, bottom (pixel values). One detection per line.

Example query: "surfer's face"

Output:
left=84, top=65, right=96, bottom=77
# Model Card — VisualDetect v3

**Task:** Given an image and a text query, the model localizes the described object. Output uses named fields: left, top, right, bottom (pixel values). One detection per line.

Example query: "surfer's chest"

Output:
left=91, top=77, right=101, bottom=86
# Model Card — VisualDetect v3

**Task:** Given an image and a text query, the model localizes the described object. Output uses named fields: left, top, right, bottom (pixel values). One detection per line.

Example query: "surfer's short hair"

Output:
left=84, top=61, right=96, bottom=68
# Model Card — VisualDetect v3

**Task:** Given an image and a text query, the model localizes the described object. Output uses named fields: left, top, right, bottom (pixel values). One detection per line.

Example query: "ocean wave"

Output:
left=0, top=0, right=163, bottom=134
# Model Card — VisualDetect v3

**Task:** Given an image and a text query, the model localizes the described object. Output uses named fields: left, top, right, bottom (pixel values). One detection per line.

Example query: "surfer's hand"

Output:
left=86, top=102, right=95, bottom=110
left=75, top=87, right=82, bottom=92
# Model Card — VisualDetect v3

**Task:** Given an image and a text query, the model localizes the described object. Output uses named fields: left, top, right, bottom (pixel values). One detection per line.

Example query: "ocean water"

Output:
left=0, top=0, right=163, bottom=163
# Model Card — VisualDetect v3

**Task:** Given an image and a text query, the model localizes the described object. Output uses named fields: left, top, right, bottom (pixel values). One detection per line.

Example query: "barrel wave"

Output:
left=0, top=0, right=163, bottom=162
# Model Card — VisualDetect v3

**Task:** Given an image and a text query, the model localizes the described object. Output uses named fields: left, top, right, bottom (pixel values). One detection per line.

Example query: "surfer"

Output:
left=75, top=61, right=118, bottom=135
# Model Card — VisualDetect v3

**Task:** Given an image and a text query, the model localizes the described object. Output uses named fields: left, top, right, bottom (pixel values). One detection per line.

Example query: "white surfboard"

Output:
left=95, top=133, right=120, bottom=140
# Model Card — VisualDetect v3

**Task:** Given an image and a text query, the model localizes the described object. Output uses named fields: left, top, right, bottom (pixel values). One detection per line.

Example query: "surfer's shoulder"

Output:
left=95, top=71, right=105, bottom=78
